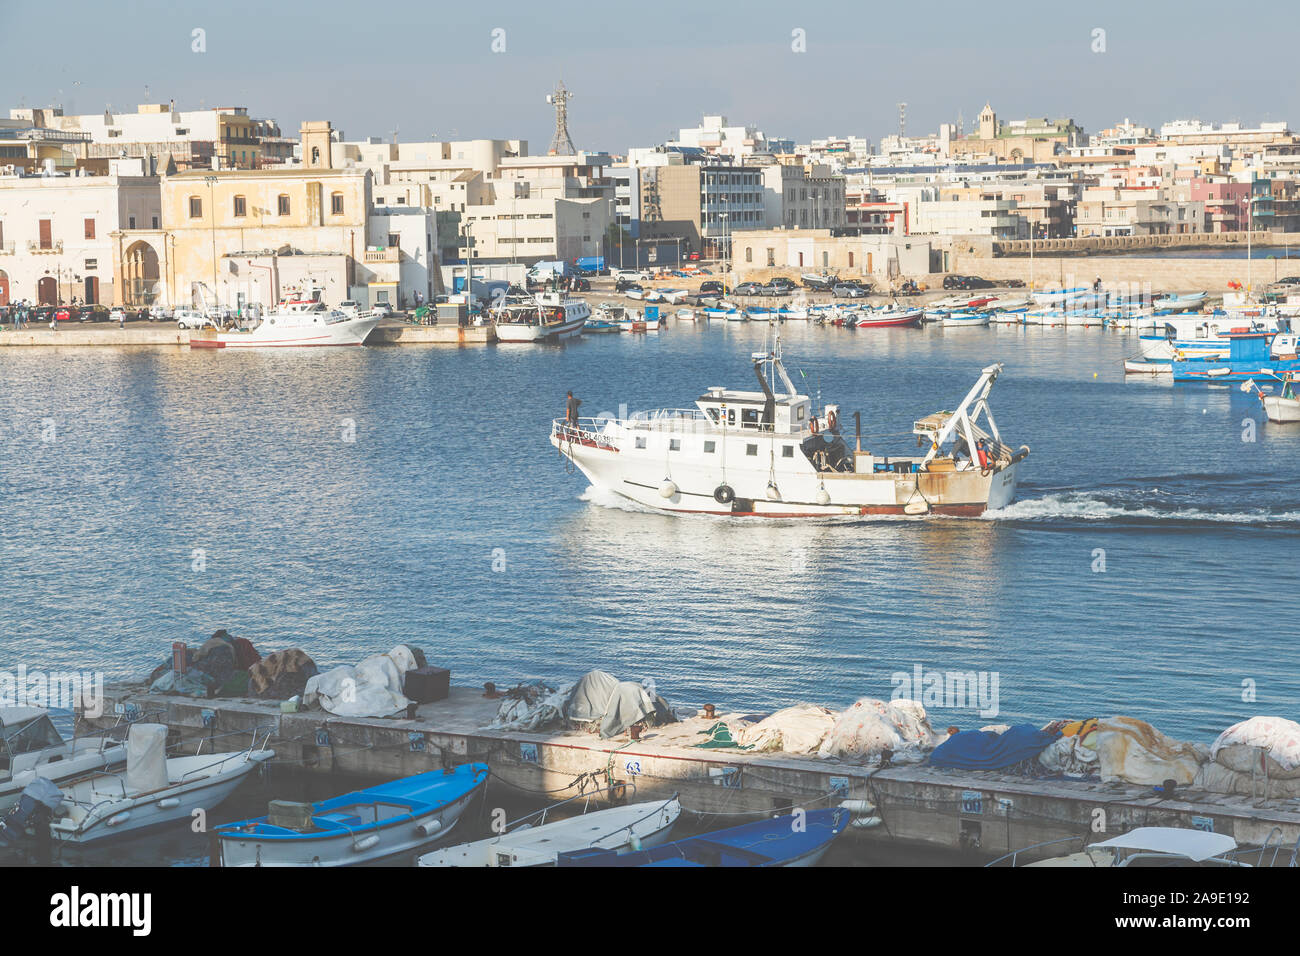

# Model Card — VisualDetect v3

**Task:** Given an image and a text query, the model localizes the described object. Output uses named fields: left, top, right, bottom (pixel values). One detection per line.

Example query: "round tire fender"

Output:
left=713, top=484, right=735, bottom=505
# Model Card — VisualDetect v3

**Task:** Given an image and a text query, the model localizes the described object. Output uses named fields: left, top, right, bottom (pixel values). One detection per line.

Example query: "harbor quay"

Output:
left=89, top=684, right=1300, bottom=863
left=0, top=318, right=495, bottom=347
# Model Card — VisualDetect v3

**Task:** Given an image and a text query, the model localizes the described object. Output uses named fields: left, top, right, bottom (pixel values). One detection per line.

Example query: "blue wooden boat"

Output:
left=555, top=807, right=847, bottom=867
left=215, top=763, right=488, bottom=866
left=1172, top=331, right=1300, bottom=383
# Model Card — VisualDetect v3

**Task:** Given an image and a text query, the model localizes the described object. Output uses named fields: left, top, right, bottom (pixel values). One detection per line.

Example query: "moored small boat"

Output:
left=557, top=807, right=848, bottom=867
left=216, top=763, right=488, bottom=866
left=418, top=794, right=681, bottom=867
left=50, top=723, right=273, bottom=845
left=1242, top=372, right=1300, bottom=422
left=943, top=311, right=990, bottom=328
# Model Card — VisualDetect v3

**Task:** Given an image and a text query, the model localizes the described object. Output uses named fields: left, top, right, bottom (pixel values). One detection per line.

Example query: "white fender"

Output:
left=352, top=834, right=381, bottom=852
left=417, top=819, right=443, bottom=838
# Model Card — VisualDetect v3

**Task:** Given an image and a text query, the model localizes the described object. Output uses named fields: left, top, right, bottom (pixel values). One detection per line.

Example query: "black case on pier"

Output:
left=405, top=666, right=451, bottom=703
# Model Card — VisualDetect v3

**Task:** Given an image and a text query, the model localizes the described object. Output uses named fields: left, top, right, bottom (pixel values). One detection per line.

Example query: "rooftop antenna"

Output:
left=897, top=102, right=907, bottom=140
left=547, top=81, right=577, bottom=156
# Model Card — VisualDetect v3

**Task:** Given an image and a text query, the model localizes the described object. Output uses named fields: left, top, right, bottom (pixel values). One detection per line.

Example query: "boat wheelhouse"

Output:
left=550, top=327, right=1028, bottom=517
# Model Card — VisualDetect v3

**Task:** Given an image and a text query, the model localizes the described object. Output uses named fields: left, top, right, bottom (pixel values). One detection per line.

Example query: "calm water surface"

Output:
left=2, top=322, right=1298, bottom=742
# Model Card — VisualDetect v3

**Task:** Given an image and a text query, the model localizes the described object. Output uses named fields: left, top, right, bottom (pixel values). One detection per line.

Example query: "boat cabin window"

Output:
left=635, top=437, right=646, bottom=449
left=741, top=408, right=761, bottom=429
left=746, top=444, right=757, bottom=456
left=669, top=439, right=680, bottom=451
left=783, top=445, right=794, bottom=458
left=704, top=408, right=720, bottom=423
left=704, top=441, right=716, bottom=453
left=726, top=409, right=735, bottom=426
left=2, top=716, right=62, bottom=761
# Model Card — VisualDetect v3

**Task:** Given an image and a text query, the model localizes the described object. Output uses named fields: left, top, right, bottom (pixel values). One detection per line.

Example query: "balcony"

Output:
left=27, top=240, right=62, bottom=254
left=363, top=246, right=400, bottom=264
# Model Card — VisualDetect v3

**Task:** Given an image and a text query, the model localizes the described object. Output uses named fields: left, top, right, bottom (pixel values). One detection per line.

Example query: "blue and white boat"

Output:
left=1031, top=286, right=1088, bottom=307
left=556, top=807, right=848, bottom=867
left=942, top=311, right=990, bottom=328
left=1139, top=315, right=1288, bottom=361
left=1172, top=331, right=1300, bottom=384
left=215, top=763, right=488, bottom=866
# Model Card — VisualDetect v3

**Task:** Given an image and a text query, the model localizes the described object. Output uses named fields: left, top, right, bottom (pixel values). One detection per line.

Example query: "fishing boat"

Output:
left=0, top=708, right=127, bottom=813
left=582, top=318, right=620, bottom=334
left=942, top=311, right=990, bottom=328
left=550, top=325, right=1029, bottom=517
left=216, top=763, right=488, bottom=866
left=778, top=306, right=810, bottom=321
left=493, top=292, right=589, bottom=343
left=1171, top=330, right=1300, bottom=383
left=1152, top=291, right=1209, bottom=313
left=620, top=306, right=662, bottom=332
left=556, top=807, right=848, bottom=867
left=417, top=793, right=681, bottom=867
left=1138, top=314, right=1286, bottom=361
left=1242, top=372, right=1300, bottom=422
left=189, top=291, right=380, bottom=349
left=49, top=723, right=273, bottom=845
left=675, top=308, right=699, bottom=323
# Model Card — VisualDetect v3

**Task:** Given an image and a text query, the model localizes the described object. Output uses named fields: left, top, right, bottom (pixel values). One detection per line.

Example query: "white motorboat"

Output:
left=943, top=311, right=990, bottom=328
left=0, top=708, right=127, bottom=813
left=216, top=764, right=488, bottom=867
left=1123, top=358, right=1171, bottom=375
left=991, top=827, right=1247, bottom=868
left=1031, top=286, right=1089, bottom=307
left=48, top=723, right=273, bottom=845
left=189, top=292, right=380, bottom=349
left=493, top=292, right=590, bottom=342
left=417, top=795, right=681, bottom=867
left=551, top=326, right=1028, bottom=517
left=1243, top=372, right=1300, bottom=422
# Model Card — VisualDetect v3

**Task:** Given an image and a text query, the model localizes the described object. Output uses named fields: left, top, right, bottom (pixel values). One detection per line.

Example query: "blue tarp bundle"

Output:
left=929, top=725, right=1060, bottom=770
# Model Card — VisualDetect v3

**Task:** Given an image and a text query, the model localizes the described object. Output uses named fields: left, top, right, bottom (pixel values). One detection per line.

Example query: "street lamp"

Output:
left=204, top=175, right=218, bottom=310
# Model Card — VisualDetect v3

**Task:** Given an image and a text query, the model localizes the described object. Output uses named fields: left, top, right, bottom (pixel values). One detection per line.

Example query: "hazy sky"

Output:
left=3, top=0, right=1296, bottom=153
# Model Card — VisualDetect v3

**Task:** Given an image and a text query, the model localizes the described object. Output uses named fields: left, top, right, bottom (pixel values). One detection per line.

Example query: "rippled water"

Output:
left=2, top=322, right=1298, bottom=742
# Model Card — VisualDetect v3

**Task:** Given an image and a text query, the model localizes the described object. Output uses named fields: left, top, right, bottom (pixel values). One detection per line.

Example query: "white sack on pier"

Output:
left=1037, top=735, right=1099, bottom=777
left=1194, top=760, right=1300, bottom=799
left=303, top=645, right=418, bottom=718
left=1093, top=716, right=1208, bottom=786
left=1211, top=716, right=1300, bottom=779
left=738, top=705, right=837, bottom=754
left=817, top=698, right=942, bottom=760
left=488, top=682, right=575, bottom=732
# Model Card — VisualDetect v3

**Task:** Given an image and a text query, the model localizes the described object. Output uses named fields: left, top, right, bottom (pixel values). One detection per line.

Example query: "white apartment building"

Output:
left=909, top=198, right=1026, bottom=239
left=1075, top=186, right=1205, bottom=237
left=668, top=116, right=768, bottom=159
left=0, top=157, right=161, bottom=306
left=760, top=163, right=846, bottom=230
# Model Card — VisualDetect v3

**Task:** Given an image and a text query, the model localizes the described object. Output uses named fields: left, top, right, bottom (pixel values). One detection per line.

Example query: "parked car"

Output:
left=108, top=308, right=129, bottom=324
left=77, top=305, right=110, bottom=322
left=769, top=277, right=797, bottom=293
left=734, top=282, right=764, bottom=296
left=148, top=306, right=172, bottom=321
left=370, top=302, right=393, bottom=318
left=698, top=280, right=728, bottom=296
left=833, top=284, right=867, bottom=298
left=943, top=274, right=994, bottom=290
left=175, top=308, right=206, bottom=330
left=614, top=269, right=650, bottom=283
left=338, top=299, right=361, bottom=316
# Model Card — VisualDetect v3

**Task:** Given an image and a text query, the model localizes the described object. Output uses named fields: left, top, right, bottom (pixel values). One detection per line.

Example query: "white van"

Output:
left=614, top=269, right=650, bottom=283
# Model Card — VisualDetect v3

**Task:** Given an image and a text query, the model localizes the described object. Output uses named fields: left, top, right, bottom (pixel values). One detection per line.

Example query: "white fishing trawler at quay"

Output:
left=189, top=289, right=380, bottom=349
left=492, top=291, right=589, bottom=342
left=550, top=327, right=1028, bottom=517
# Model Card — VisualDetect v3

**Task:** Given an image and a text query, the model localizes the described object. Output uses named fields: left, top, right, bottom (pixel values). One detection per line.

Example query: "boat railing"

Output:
left=984, top=834, right=1090, bottom=867
left=182, top=726, right=273, bottom=780
left=508, top=782, right=639, bottom=832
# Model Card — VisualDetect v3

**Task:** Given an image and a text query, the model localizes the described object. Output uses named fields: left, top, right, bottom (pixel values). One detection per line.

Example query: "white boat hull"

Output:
left=1263, top=396, right=1300, bottom=423
left=495, top=317, right=585, bottom=342
left=417, top=798, right=681, bottom=867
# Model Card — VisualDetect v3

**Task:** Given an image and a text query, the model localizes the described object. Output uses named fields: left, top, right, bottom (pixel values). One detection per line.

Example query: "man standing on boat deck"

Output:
left=565, top=390, right=581, bottom=427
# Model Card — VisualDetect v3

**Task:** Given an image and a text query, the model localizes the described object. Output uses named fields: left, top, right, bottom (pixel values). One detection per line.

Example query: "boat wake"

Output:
left=984, top=490, right=1300, bottom=528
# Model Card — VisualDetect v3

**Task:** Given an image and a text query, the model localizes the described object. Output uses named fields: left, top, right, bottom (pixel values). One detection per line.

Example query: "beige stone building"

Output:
left=948, top=103, right=1083, bottom=164
left=731, top=228, right=932, bottom=280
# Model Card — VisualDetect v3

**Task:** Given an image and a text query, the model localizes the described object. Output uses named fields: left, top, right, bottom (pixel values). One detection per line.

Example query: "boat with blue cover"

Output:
left=215, top=763, right=488, bottom=866
left=555, top=807, right=848, bottom=867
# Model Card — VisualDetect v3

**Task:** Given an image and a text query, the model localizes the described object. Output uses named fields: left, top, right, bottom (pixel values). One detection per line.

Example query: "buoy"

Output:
left=658, top=478, right=677, bottom=498
left=904, top=499, right=930, bottom=515
left=815, top=487, right=831, bottom=506
left=156, top=797, right=180, bottom=809
left=106, top=811, right=132, bottom=827
left=766, top=481, right=781, bottom=500
left=417, top=819, right=443, bottom=838
left=713, top=484, right=735, bottom=504
left=352, top=835, right=381, bottom=852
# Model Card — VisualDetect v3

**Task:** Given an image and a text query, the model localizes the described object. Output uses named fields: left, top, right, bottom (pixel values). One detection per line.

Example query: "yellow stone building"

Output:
left=149, top=122, right=372, bottom=309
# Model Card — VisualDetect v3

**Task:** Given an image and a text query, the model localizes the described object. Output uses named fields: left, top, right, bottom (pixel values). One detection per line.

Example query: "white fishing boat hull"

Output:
left=50, top=750, right=273, bottom=845
left=190, top=315, right=380, bottom=348
left=943, top=312, right=990, bottom=328
left=495, top=318, right=585, bottom=342
left=219, top=783, right=479, bottom=867
left=1123, top=359, right=1171, bottom=375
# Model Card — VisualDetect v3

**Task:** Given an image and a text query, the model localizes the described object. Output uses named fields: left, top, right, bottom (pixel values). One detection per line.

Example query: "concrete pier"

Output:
left=94, top=684, right=1300, bottom=861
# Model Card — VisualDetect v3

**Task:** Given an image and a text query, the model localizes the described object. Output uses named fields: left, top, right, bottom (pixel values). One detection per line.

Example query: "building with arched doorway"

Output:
left=0, top=157, right=160, bottom=306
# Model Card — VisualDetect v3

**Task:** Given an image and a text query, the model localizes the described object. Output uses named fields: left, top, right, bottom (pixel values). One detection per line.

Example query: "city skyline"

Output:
left=3, top=0, right=1297, bottom=153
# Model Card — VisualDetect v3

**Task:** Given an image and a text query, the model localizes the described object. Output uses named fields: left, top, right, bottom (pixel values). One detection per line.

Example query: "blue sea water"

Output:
left=1, top=322, right=1298, bottom=745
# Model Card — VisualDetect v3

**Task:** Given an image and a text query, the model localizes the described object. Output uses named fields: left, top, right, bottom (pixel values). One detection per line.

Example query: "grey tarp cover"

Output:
left=565, top=670, right=655, bottom=739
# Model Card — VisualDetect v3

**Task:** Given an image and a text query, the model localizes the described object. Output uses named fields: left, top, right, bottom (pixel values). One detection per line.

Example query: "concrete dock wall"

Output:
left=95, top=687, right=1300, bottom=861
left=949, top=254, right=1292, bottom=293
left=0, top=323, right=496, bottom=348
